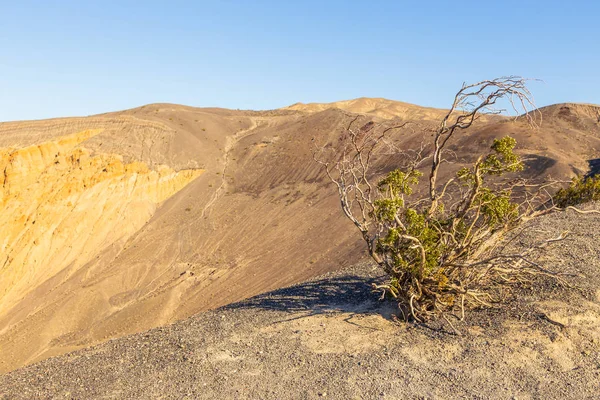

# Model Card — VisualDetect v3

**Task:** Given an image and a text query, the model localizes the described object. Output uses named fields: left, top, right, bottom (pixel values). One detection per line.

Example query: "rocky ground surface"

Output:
left=1, top=205, right=600, bottom=399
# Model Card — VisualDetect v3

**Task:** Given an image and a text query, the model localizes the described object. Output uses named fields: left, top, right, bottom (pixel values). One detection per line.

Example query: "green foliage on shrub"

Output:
left=554, top=175, right=600, bottom=207
left=368, top=137, right=523, bottom=315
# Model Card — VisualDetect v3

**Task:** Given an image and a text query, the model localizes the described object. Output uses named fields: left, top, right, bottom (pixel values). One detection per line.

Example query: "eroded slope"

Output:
left=0, top=129, right=203, bottom=317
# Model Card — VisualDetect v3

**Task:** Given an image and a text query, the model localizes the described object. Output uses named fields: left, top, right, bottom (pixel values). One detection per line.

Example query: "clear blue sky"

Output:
left=1, top=0, right=598, bottom=121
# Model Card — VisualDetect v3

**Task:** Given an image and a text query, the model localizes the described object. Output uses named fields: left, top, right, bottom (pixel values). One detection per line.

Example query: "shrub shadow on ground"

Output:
left=587, top=158, right=600, bottom=177
left=224, top=273, right=396, bottom=320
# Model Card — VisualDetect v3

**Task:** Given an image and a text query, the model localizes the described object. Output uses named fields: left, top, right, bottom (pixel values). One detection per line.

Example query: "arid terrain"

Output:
left=1, top=99, right=599, bottom=394
left=1, top=206, right=599, bottom=399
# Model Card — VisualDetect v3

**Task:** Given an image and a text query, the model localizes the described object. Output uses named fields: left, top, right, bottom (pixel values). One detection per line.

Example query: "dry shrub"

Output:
left=314, top=77, right=579, bottom=324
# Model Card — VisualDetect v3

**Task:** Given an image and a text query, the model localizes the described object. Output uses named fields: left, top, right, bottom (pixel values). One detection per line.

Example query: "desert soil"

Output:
left=1, top=205, right=599, bottom=399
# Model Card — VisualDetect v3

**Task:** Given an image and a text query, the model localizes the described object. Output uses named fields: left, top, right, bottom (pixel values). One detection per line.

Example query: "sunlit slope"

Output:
left=284, top=97, right=449, bottom=120
left=0, top=129, right=203, bottom=317
left=0, top=110, right=238, bottom=372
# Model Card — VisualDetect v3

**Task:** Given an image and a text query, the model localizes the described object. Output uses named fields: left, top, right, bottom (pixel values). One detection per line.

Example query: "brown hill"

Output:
left=0, top=99, right=599, bottom=373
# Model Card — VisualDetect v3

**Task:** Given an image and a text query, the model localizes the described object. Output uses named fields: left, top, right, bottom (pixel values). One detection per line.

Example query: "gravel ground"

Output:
left=1, top=206, right=600, bottom=399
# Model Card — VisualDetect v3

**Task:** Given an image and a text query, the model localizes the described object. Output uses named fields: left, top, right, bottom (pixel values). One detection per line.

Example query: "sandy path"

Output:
left=200, top=118, right=262, bottom=219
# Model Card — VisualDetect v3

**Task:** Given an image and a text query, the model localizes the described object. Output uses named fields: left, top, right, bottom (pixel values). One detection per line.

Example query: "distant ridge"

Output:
left=536, top=102, right=600, bottom=120
left=283, top=97, right=449, bottom=120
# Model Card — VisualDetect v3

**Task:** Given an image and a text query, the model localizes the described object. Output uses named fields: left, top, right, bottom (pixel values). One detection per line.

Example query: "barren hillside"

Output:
left=0, top=99, right=599, bottom=374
